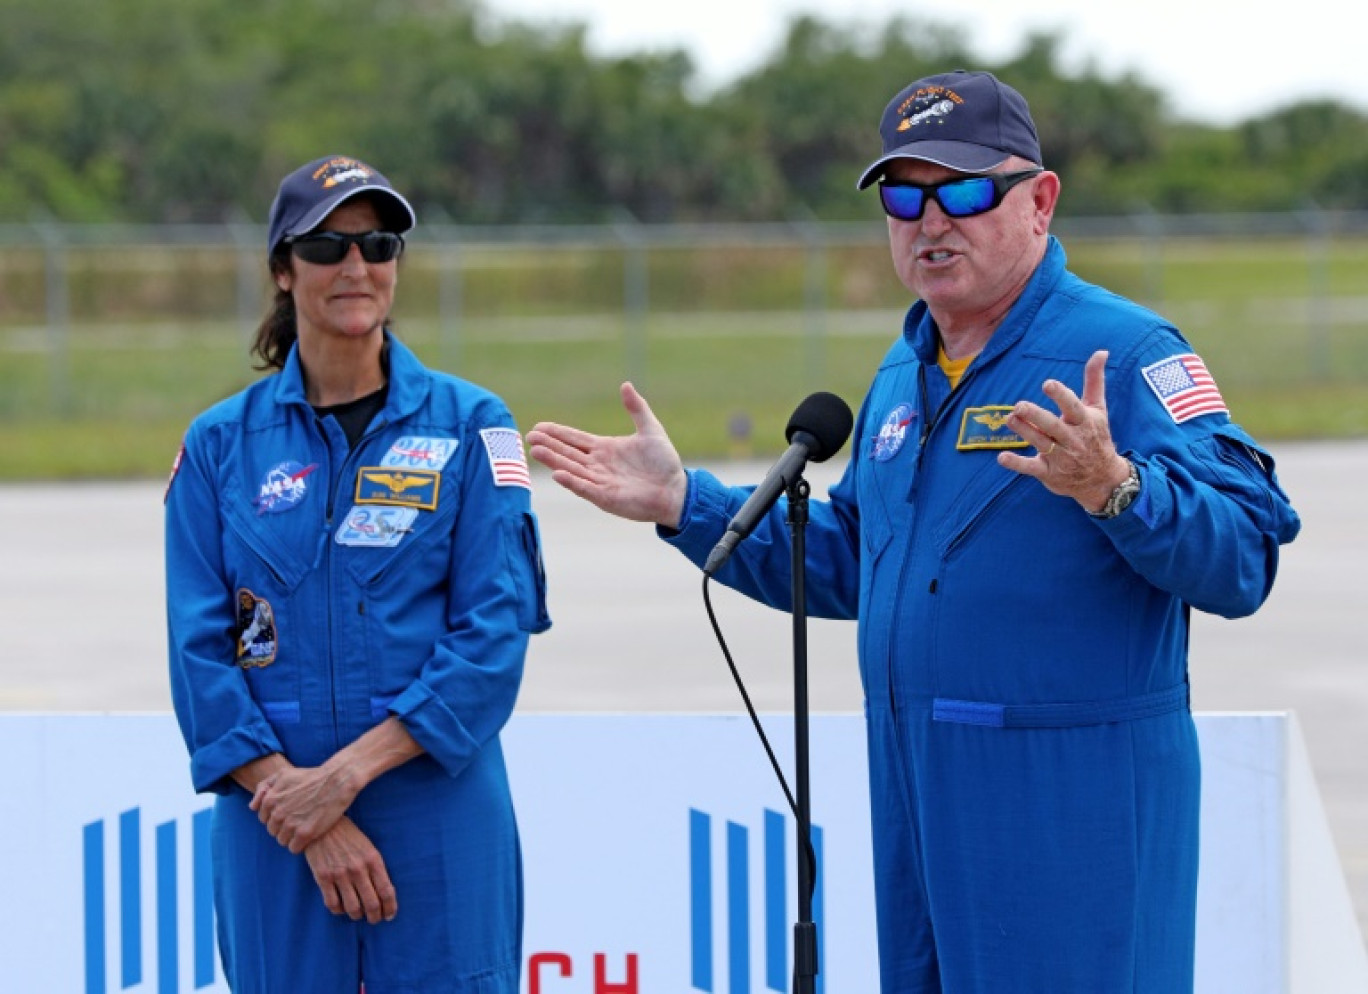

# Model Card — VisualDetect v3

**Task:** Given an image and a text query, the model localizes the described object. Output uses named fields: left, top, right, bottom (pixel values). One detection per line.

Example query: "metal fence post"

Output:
left=226, top=211, right=263, bottom=368
left=1303, top=202, right=1331, bottom=381
left=35, top=220, right=70, bottom=416
left=1131, top=204, right=1164, bottom=311
left=425, top=214, right=464, bottom=375
left=612, top=208, right=649, bottom=390
left=793, top=210, right=828, bottom=392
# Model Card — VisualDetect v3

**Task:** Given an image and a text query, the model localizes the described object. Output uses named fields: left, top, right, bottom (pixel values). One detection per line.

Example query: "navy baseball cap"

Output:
left=856, top=70, right=1042, bottom=189
left=266, top=155, right=416, bottom=255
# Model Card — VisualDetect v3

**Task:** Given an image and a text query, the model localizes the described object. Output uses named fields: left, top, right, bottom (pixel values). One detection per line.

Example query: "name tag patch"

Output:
left=380, top=436, right=459, bottom=471
left=335, top=506, right=419, bottom=547
left=956, top=406, right=1027, bottom=450
left=354, top=468, right=440, bottom=510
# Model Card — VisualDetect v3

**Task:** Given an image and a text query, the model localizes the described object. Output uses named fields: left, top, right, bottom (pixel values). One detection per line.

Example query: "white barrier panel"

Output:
left=1, top=712, right=1363, bottom=993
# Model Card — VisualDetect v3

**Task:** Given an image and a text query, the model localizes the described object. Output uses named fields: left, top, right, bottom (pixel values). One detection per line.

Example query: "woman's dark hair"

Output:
left=251, top=248, right=297, bottom=372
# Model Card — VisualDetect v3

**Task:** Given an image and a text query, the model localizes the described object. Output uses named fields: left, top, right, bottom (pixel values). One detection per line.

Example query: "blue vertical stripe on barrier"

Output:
left=690, top=808, right=713, bottom=992
left=157, top=820, right=179, bottom=994
left=813, top=824, right=824, bottom=994
left=764, top=809, right=786, bottom=992
left=119, top=808, right=142, bottom=988
left=84, top=820, right=106, bottom=994
left=193, top=808, right=215, bottom=988
left=727, top=821, right=750, bottom=994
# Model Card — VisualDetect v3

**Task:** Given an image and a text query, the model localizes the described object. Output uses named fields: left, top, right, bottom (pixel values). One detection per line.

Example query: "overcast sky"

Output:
left=487, top=0, right=1367, bottom=125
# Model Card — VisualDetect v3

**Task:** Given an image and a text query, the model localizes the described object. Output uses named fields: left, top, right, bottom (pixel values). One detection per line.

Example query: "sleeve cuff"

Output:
left=388, top=681, right=481, bottom=779
left=189, top=723, right=284, bottom=796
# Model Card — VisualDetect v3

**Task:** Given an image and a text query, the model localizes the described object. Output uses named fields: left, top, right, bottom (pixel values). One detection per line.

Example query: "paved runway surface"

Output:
left=2, top=441, right=1363, bottom=937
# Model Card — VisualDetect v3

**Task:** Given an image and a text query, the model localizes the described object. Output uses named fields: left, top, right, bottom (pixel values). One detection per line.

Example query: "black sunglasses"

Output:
left=878, top=169, right=1043, bottom=222
left=288, top=230, right=405, bottom=265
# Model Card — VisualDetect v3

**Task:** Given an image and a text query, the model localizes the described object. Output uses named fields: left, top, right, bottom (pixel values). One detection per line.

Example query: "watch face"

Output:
left=1108, top=465, right=1141, bottom=517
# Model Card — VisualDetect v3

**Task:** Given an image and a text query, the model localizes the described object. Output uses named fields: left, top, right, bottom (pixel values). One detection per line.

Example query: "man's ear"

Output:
left=1032, top=171, right=1061, bottom=234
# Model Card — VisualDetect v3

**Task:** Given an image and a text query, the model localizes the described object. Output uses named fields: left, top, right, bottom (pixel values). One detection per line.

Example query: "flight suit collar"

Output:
left=272, top=330, right=431, bottom=420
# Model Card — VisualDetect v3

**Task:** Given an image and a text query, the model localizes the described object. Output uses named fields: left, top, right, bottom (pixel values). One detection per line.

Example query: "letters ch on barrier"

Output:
left=529, top=952, right=640, bottom=993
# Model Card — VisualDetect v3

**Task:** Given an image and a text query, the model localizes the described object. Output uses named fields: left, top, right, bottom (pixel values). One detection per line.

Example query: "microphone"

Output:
left=703, top=392, right=853, bottom=576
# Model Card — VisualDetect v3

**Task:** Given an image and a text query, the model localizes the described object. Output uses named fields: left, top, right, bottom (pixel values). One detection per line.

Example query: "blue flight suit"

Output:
left=663, top=237, right=1300, bottom=992
left=165, top=334, right=550, bottom=993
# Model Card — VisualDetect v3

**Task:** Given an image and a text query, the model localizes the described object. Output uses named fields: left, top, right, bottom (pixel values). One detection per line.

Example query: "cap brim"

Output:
left=285, top=185, right=417, bottom=243
left=856, top=143, right=1011, bottom=189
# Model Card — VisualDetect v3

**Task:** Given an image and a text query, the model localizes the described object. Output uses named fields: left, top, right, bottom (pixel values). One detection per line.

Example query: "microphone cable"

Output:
left=702, top=572, right=818, bottom=904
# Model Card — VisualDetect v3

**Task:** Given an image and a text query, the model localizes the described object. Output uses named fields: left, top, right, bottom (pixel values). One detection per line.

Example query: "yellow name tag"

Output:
left=354, top=468, right=440, bottom=510
left=956, top=406, right=1028, bottom=450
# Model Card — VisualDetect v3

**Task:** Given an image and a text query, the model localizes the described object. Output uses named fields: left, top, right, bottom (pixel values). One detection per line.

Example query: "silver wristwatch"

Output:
left=1090, top=459, right=1141, bottom=520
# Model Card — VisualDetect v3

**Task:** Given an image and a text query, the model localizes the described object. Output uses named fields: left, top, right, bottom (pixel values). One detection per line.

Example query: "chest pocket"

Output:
left=220, top=485, right=317, bottom=720
left=220, top=484, right=315, bottom=594
left=930, top=454, right=1029, bottom=561
left=856, top=367, right=922, bottom=562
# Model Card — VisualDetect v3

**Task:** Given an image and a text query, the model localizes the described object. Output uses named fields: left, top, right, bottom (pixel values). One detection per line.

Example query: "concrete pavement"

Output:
left=2, top=440, right=1363, bottom=936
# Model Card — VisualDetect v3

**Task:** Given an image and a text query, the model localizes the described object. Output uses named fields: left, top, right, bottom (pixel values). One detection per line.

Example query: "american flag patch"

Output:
left=1141, top=353, right=1229, bottom=424
left=479, top=427, right=532, bottom=489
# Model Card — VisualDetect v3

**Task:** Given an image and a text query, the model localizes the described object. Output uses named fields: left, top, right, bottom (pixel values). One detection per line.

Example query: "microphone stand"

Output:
left=787, top=476, right=819, bottom=994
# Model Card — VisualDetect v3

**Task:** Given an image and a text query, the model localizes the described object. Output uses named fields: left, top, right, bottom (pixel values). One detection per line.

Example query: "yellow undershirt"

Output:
left=938, top=345, right=976, bottom=390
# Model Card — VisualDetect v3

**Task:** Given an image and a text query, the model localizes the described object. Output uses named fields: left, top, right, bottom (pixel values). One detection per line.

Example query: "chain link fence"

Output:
left=2, top=211, right=1366, bottom=462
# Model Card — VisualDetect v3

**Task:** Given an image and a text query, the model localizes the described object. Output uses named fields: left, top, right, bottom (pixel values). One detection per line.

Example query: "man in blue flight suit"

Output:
left=526, top=71, right=1301, bottom=991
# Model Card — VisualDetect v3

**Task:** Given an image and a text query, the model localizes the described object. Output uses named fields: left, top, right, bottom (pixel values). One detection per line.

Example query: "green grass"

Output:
left=3, top=234, right=1367, bottom=479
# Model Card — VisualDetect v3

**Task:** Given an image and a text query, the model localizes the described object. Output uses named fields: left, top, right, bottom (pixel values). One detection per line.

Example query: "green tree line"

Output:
left=3, top=0, right=1367, bottom=225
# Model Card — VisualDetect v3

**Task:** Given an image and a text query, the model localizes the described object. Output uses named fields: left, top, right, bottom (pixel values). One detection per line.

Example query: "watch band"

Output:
left=1090, top=459, right=1141, bottom=520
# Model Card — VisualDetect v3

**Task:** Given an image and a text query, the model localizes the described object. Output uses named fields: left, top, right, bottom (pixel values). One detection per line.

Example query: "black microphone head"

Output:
left=785, top=391, right=854, bottom=462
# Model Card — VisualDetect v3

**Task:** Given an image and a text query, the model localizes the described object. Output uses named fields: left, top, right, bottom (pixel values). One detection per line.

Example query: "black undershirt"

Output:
left=312, top=384, right=388, bottom=449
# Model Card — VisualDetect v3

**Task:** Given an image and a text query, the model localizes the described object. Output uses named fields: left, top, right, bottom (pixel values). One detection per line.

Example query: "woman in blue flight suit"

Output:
left=165, top=155, right=550, bottom=993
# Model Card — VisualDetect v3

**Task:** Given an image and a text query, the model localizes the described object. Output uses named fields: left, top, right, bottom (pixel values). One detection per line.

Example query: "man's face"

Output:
left=882, top=158, right=1056, bottom=329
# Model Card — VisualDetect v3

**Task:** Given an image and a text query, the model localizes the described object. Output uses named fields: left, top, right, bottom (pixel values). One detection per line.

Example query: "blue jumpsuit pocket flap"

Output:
left=259, top=700, right=301, bottom=724
left=932, top=700, right=1005, bottom=726
left=933, top=685, right=1188, bottom=728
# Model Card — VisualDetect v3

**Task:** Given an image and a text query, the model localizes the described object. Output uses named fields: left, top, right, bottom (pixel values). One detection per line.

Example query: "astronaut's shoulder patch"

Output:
left=1140, top=353, right=1229, bottom=424
left=235, top=588, right=277, bottom=668
left=163, top=443, right=185, bottom=504
left=479, top=428, right=532, bottom=489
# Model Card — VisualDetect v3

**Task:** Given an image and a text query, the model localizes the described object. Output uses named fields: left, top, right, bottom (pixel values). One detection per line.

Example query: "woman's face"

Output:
left=275, top=198, right=398, bottom=348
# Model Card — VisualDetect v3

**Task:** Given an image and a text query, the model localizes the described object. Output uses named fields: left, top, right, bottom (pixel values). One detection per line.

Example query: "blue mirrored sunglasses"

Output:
left=878, top=169, right=1043, bottom=222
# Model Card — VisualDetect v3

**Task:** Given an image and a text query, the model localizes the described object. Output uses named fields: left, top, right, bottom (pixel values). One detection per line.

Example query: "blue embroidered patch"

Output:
left=253, top=461, right=318, bottom=515
left=380, top=436, right=459, bottom=471
left=872, top=403, right=916, bottom=462
left=335, top=506, right=419, bottom=547
left=235, top=588, right=278, bottom=668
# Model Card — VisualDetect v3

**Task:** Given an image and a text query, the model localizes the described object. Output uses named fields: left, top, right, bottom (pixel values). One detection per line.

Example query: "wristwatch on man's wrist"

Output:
left=1089, top=459, right=1141, bottom=519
